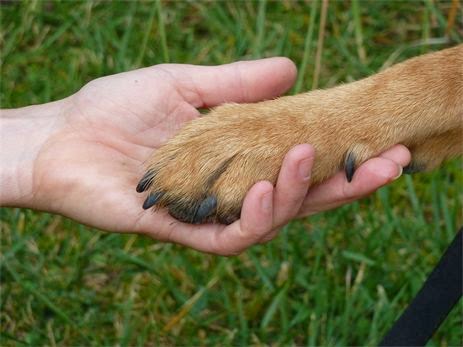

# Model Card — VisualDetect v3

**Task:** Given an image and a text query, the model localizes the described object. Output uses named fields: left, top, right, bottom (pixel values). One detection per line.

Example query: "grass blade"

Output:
left=294, top=0, right=318, bottom=94
left=155, top=0, right=169, bottom=63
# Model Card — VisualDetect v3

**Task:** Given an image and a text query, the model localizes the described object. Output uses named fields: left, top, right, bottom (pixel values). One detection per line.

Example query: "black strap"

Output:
left=379, top=228, right=462, bottom=346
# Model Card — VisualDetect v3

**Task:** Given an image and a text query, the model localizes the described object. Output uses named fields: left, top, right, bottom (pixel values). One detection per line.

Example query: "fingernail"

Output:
left=393, top=165, right=403, bottom=180
left=298, top=158, right=312, bottom=181
left=261, top=191, right=273, bottom=213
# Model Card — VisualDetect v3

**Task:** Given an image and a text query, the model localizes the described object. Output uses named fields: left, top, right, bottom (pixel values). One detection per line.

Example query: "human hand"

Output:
left=0, top=59, right=410, bottom=255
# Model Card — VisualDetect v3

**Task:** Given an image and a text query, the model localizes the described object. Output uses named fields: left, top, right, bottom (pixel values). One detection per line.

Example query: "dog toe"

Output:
left=142, top=191, right=164, bottom=209
left=403, top=162, right=426, bottom=174
left=136, top=170, right=156, bottom=193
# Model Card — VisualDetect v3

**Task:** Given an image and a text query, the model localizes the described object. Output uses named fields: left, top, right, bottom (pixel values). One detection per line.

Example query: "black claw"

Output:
left=193, top=196, right=217, bottom=224
left=344, top=151, right=356, bottom=183
left=142, top=191, right=164, bottom=210
left=403, top=162, right=426, bottom=175
left=136, top=171, right=155, bottom=193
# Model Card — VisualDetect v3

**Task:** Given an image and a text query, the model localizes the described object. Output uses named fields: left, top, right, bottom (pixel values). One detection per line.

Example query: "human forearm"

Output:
left=0, top=100, right=68, bottom=207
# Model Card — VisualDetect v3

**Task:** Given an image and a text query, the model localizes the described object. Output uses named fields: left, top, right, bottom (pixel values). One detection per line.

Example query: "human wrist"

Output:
left=0, top=99, right=69, bottom=208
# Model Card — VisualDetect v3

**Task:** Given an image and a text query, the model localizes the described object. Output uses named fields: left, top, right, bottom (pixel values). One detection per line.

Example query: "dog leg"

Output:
left=138, top=45, right=462, bottom=224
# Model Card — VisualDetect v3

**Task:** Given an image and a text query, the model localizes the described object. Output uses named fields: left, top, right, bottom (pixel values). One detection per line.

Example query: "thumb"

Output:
left=160, top=57, right=297, bottom=108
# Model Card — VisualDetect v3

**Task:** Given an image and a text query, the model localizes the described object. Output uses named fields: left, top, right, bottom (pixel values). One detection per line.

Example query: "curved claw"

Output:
left=193, top=196, right=217, bottom=224
left=403, top=162, right=426, bottom=175
left=136, top=171, right=156, bottom=193
left=344, top=151, right=356, bottom=183
left=142, top=191, right=164, bottom=210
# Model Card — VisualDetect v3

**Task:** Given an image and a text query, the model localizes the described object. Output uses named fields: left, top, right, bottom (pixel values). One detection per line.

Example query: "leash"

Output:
left=379, top=228, right=462, bottom=346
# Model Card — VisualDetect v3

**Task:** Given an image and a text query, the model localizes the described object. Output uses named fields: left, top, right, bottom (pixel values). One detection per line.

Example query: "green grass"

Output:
left=1, top=1, right=462, bottom=346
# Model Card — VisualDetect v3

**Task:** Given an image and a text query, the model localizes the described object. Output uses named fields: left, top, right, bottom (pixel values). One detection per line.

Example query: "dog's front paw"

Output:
left=136, top=100, right=383, bottom=224
left=136, top=103, right=309, bottom=224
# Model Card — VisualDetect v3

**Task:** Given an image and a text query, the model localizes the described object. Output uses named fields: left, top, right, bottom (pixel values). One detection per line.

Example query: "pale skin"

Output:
left=0, top=58, right=410, bottom=255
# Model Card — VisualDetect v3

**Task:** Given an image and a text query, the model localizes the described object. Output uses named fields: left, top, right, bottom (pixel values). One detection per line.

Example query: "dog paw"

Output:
left=136, top=99, right=387, bottom=224
left=137, top=103, right=303, bottom=224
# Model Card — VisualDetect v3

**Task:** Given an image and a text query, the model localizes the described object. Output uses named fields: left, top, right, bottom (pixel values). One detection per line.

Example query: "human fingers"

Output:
left=272, top=144, right=314, bottom=226
left=140, top=144, right=408, bottom=253
left=377, top=144, right=411, bottom=166
left=299, top=144, right=411, bottom=216
left=197, top=144, right=314, bottom=250
left=208, top=144, right=315, bottom=250
left=139, top=181, right=274, bottom=256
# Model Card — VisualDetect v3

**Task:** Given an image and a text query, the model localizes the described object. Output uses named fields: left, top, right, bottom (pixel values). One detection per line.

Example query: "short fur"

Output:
left=138, top=45, right=463, bottom=224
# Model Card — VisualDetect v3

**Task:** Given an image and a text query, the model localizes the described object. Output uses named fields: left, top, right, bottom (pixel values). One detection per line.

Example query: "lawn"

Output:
left=1, top=1, right=462, bottom=346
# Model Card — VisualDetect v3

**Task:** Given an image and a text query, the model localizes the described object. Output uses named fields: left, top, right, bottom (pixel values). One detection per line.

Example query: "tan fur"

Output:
left=140, top=45, right=463, bottom=224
